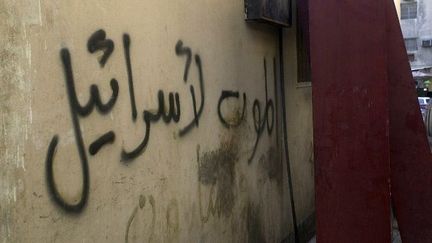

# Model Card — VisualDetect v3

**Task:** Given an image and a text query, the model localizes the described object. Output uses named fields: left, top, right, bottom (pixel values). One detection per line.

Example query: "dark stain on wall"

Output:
left=247, top=202, right=266, bottom=243
left=198, top=139, right=239, bottom=218
left=258, top=147, right=283, bottom=190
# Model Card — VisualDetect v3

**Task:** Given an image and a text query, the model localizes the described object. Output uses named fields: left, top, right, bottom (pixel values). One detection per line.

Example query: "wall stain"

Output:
left=247, top=202, right=266, bottom=243
left=197, top=137, right=239, bottom=222
left=124, top=206, right=138, bottom=243
left=166, top=199, right=180, bottom=242
left=124, top=194, right=156, bottom=243
left=258, top=147, right=283, bottom=190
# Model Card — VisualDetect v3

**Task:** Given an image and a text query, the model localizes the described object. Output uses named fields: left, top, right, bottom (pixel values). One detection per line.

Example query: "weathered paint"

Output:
left=282, top=0, right=315, bottom=240
left=311, top=0, right=432, bottom=241
left=0, top=1, right=34, bottom=242
left=310, top=0, right=391, bottom=242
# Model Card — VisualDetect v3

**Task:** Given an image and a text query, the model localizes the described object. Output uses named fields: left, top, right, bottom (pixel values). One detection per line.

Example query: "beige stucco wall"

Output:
left=283, top=0, right=315, bottom=238
left=395, top=0, right=401, bottom=18
left=0, top=0, right=314, bottom=242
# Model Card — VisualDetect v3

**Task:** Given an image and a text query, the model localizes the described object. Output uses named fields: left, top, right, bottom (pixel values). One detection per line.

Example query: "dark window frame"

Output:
left=401, top=2, right=418, bottom=20
left=408, top=53, right=416, bottom=62
left=405, top=38, right=418, bottom=52
left=296, top=0, right=311, bottom=83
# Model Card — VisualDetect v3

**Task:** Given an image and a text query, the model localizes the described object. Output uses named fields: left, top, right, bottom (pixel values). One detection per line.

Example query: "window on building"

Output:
left=405, top=38, right=418, bottom=52
left=408, top=53, right=415, bottom=62
left=297, top=0, right=311, bottom=83
left=422, top=39, right=432, bottom=48
left=401, top=2, right=417, bottom=20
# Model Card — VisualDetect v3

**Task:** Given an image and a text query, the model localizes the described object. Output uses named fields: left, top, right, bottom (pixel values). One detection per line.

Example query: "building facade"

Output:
left=0, top=0, right=314, bottom=242
left=399, top=0, right=432, bottom=70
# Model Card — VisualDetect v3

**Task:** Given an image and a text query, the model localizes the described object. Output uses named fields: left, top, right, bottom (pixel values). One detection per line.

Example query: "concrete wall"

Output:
left=0, top=0, right=314, bottom=242
left=413, top=0, right=432, bottom=68
left=395, top=0, right=401, bottom=18
left=399, top=0, right=432, bottom=69
left=283, top=0, right=315, bottom=239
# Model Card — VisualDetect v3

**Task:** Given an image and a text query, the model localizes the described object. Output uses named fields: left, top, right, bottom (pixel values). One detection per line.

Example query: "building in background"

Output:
left=397, top=0, right=432, bottom=93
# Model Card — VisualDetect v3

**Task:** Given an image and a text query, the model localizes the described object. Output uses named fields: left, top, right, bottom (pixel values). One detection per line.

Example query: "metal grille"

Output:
left=401, top=2, right=417, bottom=20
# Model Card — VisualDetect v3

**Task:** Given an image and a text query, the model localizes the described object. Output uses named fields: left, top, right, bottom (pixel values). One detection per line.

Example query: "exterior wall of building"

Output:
left=414, top=0, right=432, bottom=69
left=395, top=0, right=402, bottom=17
left=0, top=0, right=314, bottom=242
left=283, top=0, right=315, bottom=239
left=399, top=0, right=432, bottom=69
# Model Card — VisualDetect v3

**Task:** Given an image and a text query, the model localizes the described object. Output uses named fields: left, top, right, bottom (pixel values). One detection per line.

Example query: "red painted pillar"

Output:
left=310, top=1, right=391, bottom=242
left=310, top=0, right=432, bottom=242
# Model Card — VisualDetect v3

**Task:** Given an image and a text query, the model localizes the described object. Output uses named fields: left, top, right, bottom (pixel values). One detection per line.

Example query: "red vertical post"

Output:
left=309, top=1, right=392, bottom=242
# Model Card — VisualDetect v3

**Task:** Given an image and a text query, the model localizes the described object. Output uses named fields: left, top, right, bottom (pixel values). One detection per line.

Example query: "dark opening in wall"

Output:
left=422, top=39, right=432, bottom=48
left=408, top=53, right=416, bottom=62
left=245, top=0, right=292, bottom=27
left=297, top=0, right=311, bottom=83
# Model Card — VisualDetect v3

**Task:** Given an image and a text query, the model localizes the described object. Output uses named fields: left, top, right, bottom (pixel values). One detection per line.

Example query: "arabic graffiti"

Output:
left=45, top=29, right=277, bottom=213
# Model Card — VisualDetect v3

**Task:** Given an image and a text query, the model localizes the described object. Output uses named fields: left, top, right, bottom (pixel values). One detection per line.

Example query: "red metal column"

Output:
left=310, top=1, right=392, bottom=242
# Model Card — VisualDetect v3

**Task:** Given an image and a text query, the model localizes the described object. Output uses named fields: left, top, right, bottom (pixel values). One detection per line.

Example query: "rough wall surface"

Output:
left=0, top=0, right=313, bottom=242
left=283, top=1, right=315, bottom=236
left=310, top=0, right=391, bottom=242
